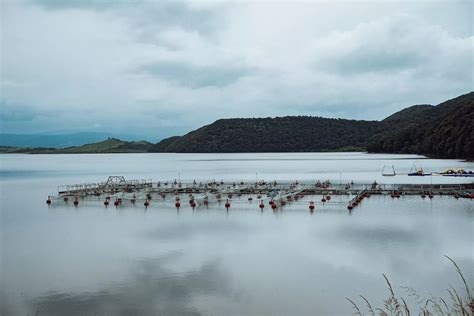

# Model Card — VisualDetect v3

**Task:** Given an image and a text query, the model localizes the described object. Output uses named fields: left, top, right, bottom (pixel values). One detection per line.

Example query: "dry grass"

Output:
left=347, top=256, right=474, bottom=315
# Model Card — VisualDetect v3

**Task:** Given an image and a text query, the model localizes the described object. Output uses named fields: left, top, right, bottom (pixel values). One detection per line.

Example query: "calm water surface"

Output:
left=1, top=153, right=473, bottom=315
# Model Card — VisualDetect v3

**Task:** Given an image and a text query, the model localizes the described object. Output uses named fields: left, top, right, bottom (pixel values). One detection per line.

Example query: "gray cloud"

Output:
left=1, top=1, right=473, bottom=136
left=0, top=104, right=39, bottom=122
left=139, top=61, right=254, bottom=88
left=29, top=0, right=123, bottom=10
left=30, top=0, right=220, bottom=35
left=313, top=15, right=470, bottom=76
left=321, top=48, right=423, bottom=74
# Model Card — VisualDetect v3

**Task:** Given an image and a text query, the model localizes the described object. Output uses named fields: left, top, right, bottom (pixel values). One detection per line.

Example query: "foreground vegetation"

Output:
left=347, top=256, right=473, bottom=315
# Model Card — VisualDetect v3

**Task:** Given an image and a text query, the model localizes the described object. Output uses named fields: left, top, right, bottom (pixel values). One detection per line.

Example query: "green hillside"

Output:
left=55, top=138, right=153, bottom=153
left=367, top=92, right=473, bottom=159
left=2, top=138, right=153, bottom=154
left=149, top=117, right=384, bottom=153
left=57, top=138, right=125, bottom=153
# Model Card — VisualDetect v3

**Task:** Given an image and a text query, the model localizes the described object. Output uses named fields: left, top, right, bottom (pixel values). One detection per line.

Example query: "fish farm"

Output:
left=46, top=176, right=474, bottom=211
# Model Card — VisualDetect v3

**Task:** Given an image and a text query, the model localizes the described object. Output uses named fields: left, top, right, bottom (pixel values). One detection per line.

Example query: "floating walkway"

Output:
left=46, top=176, right=474, bottom=211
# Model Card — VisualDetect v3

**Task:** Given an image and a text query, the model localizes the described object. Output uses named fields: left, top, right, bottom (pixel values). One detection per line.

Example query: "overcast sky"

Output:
left=1, top=0, right=473, bottom=140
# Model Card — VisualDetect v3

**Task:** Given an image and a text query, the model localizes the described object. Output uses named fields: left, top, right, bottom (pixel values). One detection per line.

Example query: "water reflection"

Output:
left=31, top=256, right=228, bottom=316
left=1, top=153, right=473, bottom=315
left=144, top=220, right=251, bottom=241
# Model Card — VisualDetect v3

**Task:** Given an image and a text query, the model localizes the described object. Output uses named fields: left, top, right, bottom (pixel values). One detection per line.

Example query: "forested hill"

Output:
left=150, top=92, right=473, bottom=159
left=367, top=92, right=473, bottom=159
left=150, top=116, right=384, bottom=153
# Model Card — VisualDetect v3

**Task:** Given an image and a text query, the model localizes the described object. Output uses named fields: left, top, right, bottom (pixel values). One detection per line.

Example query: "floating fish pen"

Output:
left=46, top=176, right=474, bottom=211
left=57, top=176, right=153, bottom=195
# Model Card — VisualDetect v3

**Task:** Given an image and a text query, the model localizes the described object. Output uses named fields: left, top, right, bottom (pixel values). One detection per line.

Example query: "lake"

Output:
left=1, top=152, right=473, bottom=315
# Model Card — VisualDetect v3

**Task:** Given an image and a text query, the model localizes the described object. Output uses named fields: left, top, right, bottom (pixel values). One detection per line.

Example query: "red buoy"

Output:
left=326, top=195, right=331, bottom=201
left=114, top=200, right=120, bottom=207
left=104, top=200, right=109, bottom=206
left=190, top=202, right=196, bottom=209
left=175, top=201, right=181, bottom=208
left=73, top=200, right=79, bottom=207
left=271, top=203, right=277, bottom=210
left=259, top=200, right=265, bottom=209
left=225, top=199, right=230, bottom=209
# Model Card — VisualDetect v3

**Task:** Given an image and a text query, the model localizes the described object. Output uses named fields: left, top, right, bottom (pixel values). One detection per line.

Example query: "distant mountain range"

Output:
left=0, top=138, right=154, bottom=154
left=1, top=92, right=472, bottom=159
left=0, top=132, right=152, bottom=148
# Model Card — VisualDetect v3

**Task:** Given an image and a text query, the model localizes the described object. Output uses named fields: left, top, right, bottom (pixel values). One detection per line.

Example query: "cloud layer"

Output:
left=1, top=0, right=473, bottom=139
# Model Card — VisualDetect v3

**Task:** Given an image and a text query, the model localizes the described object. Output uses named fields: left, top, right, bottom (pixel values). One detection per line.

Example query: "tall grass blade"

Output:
left=450, top=285, right=468, bottom=315
left=444, top=255, right=472, bottom=302
left=360, top=295, right=375, bottom=316
left=383, top=274, right=395, bottom=297
left=346, top=297, right=362, bottom=315
left=400, top=297, right=411, bottom=316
